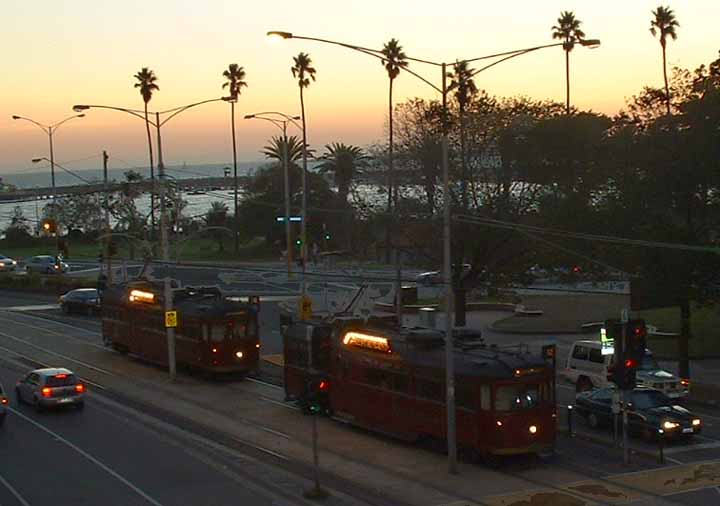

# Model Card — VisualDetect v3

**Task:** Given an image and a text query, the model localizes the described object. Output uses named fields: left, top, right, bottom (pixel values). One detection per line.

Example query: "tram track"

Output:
left=0, top=310, right=710, bottom=505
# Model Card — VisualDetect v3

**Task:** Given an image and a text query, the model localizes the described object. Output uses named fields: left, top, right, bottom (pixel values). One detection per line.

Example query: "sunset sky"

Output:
left=1, top=0, right=718, bottom=178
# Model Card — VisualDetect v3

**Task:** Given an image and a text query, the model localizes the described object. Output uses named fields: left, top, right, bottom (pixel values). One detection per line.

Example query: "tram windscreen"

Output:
left=212, top=315, right=257, bottom=341
left=495, top=383, right=551, bottom=411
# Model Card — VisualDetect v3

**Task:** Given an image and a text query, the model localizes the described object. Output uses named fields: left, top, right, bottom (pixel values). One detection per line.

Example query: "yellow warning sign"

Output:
left=165, top=310, right=178, bottom=328
left=299, top=295, right=312, bottom=320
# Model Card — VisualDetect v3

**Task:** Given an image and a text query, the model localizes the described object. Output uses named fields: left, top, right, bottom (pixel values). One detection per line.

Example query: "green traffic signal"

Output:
left=324, top=233, right=331, bottom=240
left=295, top=238, right=302, bottom=246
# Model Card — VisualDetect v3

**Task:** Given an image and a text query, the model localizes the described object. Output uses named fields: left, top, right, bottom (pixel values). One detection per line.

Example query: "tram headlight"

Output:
left=529, top=425, right=538, bottom=434
left=235, top=351, right=244, bottom=359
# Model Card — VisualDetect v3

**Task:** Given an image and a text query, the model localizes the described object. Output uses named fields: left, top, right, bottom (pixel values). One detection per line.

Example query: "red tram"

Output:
left=283, top=319, right=555, bottom=460
left=102, top=282, right=261, bottom=374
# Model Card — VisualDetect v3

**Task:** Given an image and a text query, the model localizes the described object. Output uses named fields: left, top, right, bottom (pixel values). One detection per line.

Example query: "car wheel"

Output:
left=587, top=413, right=600, bottom=429
left=15, top=387, right=23, bottom=404
left=86, top=307, right=93, bottom=317
left=576, top=377, right=593, bottom=393
left=76, top=401, right=85, bottom=410
left=102, top=333, right=112, bottom=347
left=62, top=304, right=70, bottom=314
left=26, top=266, right=31, bottom=273
left=34, top=397, right=44, bottom=413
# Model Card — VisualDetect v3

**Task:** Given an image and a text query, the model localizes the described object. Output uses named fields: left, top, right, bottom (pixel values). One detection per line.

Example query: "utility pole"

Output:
left=283, top=124, right=293, bottom=278
left=103, top=151, right=112, bottom=284
left=441, top=62, right=457, bottom=475
left=156, top=112, right=176, bottom=381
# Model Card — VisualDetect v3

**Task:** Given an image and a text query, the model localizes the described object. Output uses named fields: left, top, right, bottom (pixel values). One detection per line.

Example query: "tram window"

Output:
left=495, top=385, right=539, bottom=411
left=480, top=385, right=491, bottom=410
left=285, top=339, right=309, bottom=367
left=246, top=317, right=257, bottom=337
left=226, top=320, right=247, bottom=340
left=456, top=385, right=475, bottom=411
left=416, top=378, right=444, bottom=402
left=210, top=325, right=225, bottom=342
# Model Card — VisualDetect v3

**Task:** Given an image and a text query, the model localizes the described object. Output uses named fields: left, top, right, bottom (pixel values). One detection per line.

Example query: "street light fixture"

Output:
left=245, top=112, right=302, bottom=279
left=268, top=30, right=601, bottom=475
left=73, top=98, right=225, bottom=381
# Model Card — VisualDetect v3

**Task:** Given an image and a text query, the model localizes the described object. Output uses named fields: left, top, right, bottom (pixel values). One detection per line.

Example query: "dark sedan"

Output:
left=59, top=288, right=100, bottom=315
left=575, top=386, right=702, bottom=440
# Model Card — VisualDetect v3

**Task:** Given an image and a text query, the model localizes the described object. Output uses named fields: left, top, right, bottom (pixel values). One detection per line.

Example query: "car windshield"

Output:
left=630, top=390, right=670, bottom=409
left=638, top=354, right=660, bottom=371
left=45, top=374, right=78, bottom=387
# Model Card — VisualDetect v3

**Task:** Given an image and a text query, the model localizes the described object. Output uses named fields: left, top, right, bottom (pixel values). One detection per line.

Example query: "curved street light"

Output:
left=245, top=112, right=302, bottom=278
left=12, top=113, right=85, bottom=190
left=268, top=30, right=601, bottom=474
left=73, top=97, right=226, bottom=382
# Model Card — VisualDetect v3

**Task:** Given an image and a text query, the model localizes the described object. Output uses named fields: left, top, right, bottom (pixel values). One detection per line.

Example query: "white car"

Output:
left=0, top=255, right=18, bottom=272
left=25, top=255, right=69, bottom=274
left=415, top=264, right=471, bottom=286
left=563, top=339, right=689, bottom=399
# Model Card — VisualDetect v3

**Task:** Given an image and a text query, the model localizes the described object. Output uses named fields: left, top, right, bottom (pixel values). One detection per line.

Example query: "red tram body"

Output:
left=283, top=319, right=555, bottom=459
left=102, top=282, right=260, bottom=374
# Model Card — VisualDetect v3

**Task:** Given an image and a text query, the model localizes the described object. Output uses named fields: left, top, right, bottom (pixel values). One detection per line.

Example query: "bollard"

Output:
left=567, top=405, right=574, bottom=436
left=658, top=429, right=665, bottom=464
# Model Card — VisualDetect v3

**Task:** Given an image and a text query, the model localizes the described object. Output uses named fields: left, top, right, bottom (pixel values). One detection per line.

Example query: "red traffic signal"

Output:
left=625, top=358, right=638, bottom=369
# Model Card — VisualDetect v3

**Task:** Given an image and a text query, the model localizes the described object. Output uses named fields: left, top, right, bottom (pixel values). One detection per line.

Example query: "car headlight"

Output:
left=235, top=351, right=244, bottom=359
left=529, top=425, right=538, bottom=434
left=692, top=419, right=701, bottom=426
left=663, top=421, right=679, bottom=430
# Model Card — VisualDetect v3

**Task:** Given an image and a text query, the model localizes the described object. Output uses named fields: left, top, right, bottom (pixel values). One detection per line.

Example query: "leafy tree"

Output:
left=204, top=201, right=229, bottom=252
left=4, top=206, right=33, bottom=244
left=650, top=5, right=680, bottom=115
left=551, top=11, right=586, bottom=115
left=317, top=143, right=368, bottom=203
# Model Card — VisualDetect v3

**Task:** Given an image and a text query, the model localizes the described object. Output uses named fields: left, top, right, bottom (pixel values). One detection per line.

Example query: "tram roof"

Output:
left=287, top=321, right=549, bottom=380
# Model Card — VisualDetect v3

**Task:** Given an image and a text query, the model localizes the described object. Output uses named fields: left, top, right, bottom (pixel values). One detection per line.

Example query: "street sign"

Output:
left=299, top=295, right=312, bottom=320
left=601, top=326, right=614, bottom=355
left=165, top=310, right=178, bottom=328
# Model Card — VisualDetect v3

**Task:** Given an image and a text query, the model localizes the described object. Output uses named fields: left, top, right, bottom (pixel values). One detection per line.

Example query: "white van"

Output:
left=563, top=340, right=689, bottom=399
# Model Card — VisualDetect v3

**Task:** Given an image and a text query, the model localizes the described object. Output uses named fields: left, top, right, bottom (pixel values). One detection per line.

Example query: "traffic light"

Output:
left=324, top=233, right=331, bottom=241
left=625, top=319, right=647, bottom=364
left=41, top=218, right=57, bottom=234
left=304, top=377, right=329, bottom=415
left=295, top=238, right=302, bottom=247
left=606, top=318, right=646, bottom=390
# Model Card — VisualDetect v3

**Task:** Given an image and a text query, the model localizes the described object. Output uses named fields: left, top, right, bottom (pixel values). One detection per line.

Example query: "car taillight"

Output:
left=1, top=397, right=8, bottom=405
left=41, top=387, right=52, bottom=397
left=75, top=384, right=85, bottom=393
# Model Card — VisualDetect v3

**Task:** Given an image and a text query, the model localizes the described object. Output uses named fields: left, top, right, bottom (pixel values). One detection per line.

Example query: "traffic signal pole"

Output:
left=621, top=308, right=629, bottom=465
left=103, top=151, right=112, bottom=284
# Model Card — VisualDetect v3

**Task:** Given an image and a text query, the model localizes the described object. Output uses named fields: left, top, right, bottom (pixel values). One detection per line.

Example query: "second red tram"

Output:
left=102, top=282, right=261, bottom=374
left=283, top=319, right=555, bottom=460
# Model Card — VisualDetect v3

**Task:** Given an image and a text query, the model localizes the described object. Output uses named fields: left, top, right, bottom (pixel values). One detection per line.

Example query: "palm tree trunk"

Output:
left=231, top=101, right=239, bottom=254
left=460, top=106, right=467, bottom=211
left=565, top=49, right=571, bottom=115
left=299, top=86, right=308, bottom=277
left=144, top=104, right=155, bottom=237
left=386, top=78, right=394, bottom=264
left=662, top=45, right=671, bottom=115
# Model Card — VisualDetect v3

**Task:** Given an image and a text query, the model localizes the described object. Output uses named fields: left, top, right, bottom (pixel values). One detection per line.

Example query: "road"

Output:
left=4, top=290, right=720, bottom=505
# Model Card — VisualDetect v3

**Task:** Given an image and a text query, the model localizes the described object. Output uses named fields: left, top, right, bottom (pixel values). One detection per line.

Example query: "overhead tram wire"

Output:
left=455, top=214, right=720, bottom=254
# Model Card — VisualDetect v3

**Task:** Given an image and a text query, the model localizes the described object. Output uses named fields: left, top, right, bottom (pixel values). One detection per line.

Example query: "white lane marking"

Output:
left=0, top=343, right=106, bottom=391
left=0, top=471, right=32, bottom=506
left=557, top=384, right=575, bottom=392
left=9, top=407, right=166, bottom=506
left=245, top=377, right=283, bottom=391
left=0, top=310, right=101, bottom=334
left=0, top=314, right=106, bottom=351
left=231, top=437, right=289, bottom=461
left=259, top=396, right=300, bottom=412
left=664, top=440, right=720, bottom=455
left=0, top=330, right=113, bottom=377
left=4, top=304, right=58, bottom=311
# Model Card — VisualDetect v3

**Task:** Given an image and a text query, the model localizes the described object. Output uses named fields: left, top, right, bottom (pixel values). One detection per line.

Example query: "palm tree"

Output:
left=380, top=39, right=408, bottom=213
left=551, top=11, right=585, bottom=115
left=448, top=61, right=478, bottom=211
left=650, top=6, right=680, bottom=115
left=133, top=67, right=159, bottom=231
left=204, top=201, right=229, bottom=252
left=262, top=135, right=306, bottom=164
left=291, top=52, right=316, bottom=269
left=317, top=143, right=367, bottom=204
left=221, top=63, right=248, bottom=253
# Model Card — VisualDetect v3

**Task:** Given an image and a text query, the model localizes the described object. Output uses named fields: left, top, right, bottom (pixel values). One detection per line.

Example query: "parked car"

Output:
left=0, top=382, right=8, bottom=425
left=575, top=386, right=702, bottom=439
left=60, top=288, right=100, bottom=315
left=563, top=340, right=689, bottom=399
left=15, top=368, right=85, bottom=411
left=415, top=264, right=471, bottom=286
left=25, top=255, right=68, bottom=274
left=0, top=255, right=18, bottom=272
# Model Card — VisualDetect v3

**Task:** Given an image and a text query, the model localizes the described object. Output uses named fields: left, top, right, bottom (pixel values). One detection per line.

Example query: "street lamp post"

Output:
left=268, top=30, right=600, bottom=474
left=245, top=112, right=302, bottom=279
left=73, top=98, right=225, bottom=381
